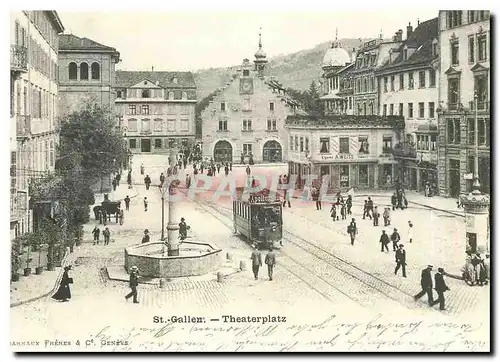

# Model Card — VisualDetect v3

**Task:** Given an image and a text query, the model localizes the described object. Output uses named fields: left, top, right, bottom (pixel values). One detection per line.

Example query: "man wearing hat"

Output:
left=125, top=266, right=139, bottom=304
left=394, top=244, right=407, bottom=277
left=414, top=265, right=434, bottom=305
left=390, top=228, right=401, bottom=252
left=179, top=217, right=190, bottom=241
left=379, top=230, right=390, bottom=253
left=432, top=268, right=450, bottom=310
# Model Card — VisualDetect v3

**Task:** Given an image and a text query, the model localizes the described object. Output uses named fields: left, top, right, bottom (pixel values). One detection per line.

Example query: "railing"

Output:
left=391, top=143, right=417, bottom=158
left=382, top=146, right=393, bottom=155
left=11, top=45, right=28, bottom=72
left=468, top=100, right=490, bottom=111
left=16, top=115, right=31, bottom=139
left=140, top=130, right=152, bottom=135
left=448, top=102, right=459, bottom=111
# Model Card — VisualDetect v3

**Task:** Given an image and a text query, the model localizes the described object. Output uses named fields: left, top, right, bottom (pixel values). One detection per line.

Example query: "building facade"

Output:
left=352, top=35, right=403, bottom=116
left=286, top=115, right=405, bottom=190
left=437, top=10, right=490, bottom=197
left=320, top=33, right=356, bottom=115
left=376, top=18, right=440, bottom=192
left=114, top=71, right=197, bottom=154
left=58, top=34, right=120, bottom=117
left=10, top=11, right=64, bottom=238
left=200, top=35, right=299, bottom=164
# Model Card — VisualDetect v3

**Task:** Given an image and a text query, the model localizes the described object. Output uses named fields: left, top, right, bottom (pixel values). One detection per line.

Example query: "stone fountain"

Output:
left=124, top=147, right=222, bottom=279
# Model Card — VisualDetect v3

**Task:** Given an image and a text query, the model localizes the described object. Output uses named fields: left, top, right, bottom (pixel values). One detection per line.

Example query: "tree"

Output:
left=56, top=102, right=128, bottom=182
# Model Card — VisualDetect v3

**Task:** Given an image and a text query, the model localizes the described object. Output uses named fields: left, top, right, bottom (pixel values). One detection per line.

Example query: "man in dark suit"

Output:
left=348, top=218, right=357, bottom=246
left=125, top=266, right=139, bottom=304
left=379, top=230, right=390, bottom=252
left=394, top=244, right=407, bottom=277
left=265, top=247, right=276, bottom=281
left=432, top=267, right=450, bottom=310
left=414, top=265, right=434, bottom=305
left=391, top=228, right=401, bottom=251
left=250, top=248, right=263, bottom=280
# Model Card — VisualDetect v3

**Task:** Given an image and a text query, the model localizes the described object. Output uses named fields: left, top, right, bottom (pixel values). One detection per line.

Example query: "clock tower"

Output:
left=254, top=30, right=268, bottom=78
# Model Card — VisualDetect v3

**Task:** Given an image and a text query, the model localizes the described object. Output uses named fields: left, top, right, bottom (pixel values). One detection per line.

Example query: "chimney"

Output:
left=417, top=18, right=420, bottom=26
left=398, top=30, right=403, bottom=42
left=151, top=66, right=154, bottom=72
left=406, top=22, right=413, bottom=39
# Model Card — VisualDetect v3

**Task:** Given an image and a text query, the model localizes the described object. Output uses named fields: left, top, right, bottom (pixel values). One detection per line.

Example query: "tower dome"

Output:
left=322, top=29, right=351, bottom=68
left=254, top=31, right=267, bottom=59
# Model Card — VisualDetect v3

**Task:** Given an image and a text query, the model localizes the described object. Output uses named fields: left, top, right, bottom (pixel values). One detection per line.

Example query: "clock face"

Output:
left=240, top=79, right=253, bottom=94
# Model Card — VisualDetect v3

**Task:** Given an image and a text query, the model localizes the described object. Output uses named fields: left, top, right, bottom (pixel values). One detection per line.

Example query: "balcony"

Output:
left=10, top=45, right=28, bottom=73
left=140, top=130, right=152, bottom=135
left=16, top=115, right=31, bottom=140
left=468, top=100, right=490, bottom=112
left=392, top=143, right=417, bottom=158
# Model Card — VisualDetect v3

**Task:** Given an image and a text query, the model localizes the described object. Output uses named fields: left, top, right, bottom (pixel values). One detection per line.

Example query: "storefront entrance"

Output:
left=141, top=139, right=151, bottom=152
left=449, top=159, right=460, bottom=198
left=213, top=140, right=233, bottom=163
left=262, top=140, right=282, bottom=162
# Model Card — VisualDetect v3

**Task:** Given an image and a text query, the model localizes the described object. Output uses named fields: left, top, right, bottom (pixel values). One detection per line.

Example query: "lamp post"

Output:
left=166, top=141, right=180, bottom=257
left=158, top=184, right=167, bottom=241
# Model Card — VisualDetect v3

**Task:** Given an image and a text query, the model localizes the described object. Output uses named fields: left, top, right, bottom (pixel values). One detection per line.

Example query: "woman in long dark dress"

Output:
left=52, top=266, right=73, bottom=302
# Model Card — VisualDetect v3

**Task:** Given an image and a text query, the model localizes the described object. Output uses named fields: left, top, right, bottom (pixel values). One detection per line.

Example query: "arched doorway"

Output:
left=262, top=140, right=282, bottom=163
left=213, top=140, right=233, bottom=163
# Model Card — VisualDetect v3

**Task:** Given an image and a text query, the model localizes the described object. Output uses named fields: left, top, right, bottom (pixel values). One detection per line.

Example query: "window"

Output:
left=155, top=139, right=162, bottom=148
left=389, top=104, right=394, bottom=116
left=218, top=119, right=227, bottom=131
left=68, top=62, right=77, bottom=80
left=475, top=74, right=488, bottom=109
left=408, top=72, right=414, bottom=89
left=403, top=49, right=408, bottom=60
left=50, top=140, right=54, bottom=167
left=168, top=119, right=176, bottom=132
left=430, top=135, right=437, bottom=150
left=429, top=102, right=435, bottom=119
left=382, top=136, right=393, bottom=153
left=243, top=69, right=250, bottom=76
left=468, top=36, right=475, bottom=63
left=383, top=77, right=388, bottom=92
left=478, top=35, right=487, bottom=62
left=91, top=62, right=100, bottom=80
left=446, top=11, right=462, bottom=28
left=447, top=118, right=461, bottom=144
left=383, top=104, right=387, bottom=116
left=468, top=11, right=476, bottom=23
left=142, top=89, right=150, bottom=98
left=319, top=137, right=330, bottom=153
left=448, top=78, right=460, bottom=108
left=141, top=119, right=151, bottom=132
left=418, top=71, right=426, bottom=88
left=243, top=144, right=252, bottom=156
left=359, top=165, right=368, bottom=186
left=467, top=118, right=475, bottom=144
left=129, top=105, right=136, bottom=115
left=269, top=102, right=275, bottom=111
left=267, top=119, right=277, bottom=131
left=172, top=77, right=178, bottom=84
left=128, top=119, right=138, bottom=132
left=451, top=42, right=459, bottom=66
left=181, top=91, right=187, bottom=100
left=289, top=136, right=294, bottom=151
left=429, top=69, right=436, bottom=87
left=358, top=136, right=369, bottom=154
left=408, top=103, right=413, bottom=118
left=220, top=102, right=226, bottom=111
left=398, top=73, right=404, bottom=90
left=432, top=42, right=438, bottom=56
left=390, top=75, right=395, bottom=91
left=168, top=91, right=174, bottom=100
left=129, top=139, right=137, bottom=149
left=398, top=104, right=403, bottom=117
left=339, top=137, right=350, bottom=154
left=141, top=105, right=149, bottom=115
left=117, top=90, right=123, bottom=98
left=418, top=102, right=425, bottom=118
left=154, top=119, right=163, bottom=132
left=470, top=118, right=489, bottom=146
left=167, top=104, right=176, bottom=114
left=180, top=119, right=189, bottom=131
left=80, top=63, right=88, bottom=80
left=305, top=137, right=309, bottom=152
left=242, top=119, right=252, bottom=131
left=300, top=137, right=304, bottom=152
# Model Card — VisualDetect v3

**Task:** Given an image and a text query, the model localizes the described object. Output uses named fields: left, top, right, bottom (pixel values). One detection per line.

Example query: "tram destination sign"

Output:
left=249, top=194, right=276, bottom=203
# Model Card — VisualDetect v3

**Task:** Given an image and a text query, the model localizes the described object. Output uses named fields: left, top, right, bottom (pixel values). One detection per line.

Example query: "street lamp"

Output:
left=158, top=184, right=167, bottom=241
left=472, top=90, right=480, bottom=192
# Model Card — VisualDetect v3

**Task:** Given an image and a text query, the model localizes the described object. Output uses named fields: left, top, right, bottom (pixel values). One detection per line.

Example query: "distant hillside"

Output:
left=193, top=38, right=370, bottom=99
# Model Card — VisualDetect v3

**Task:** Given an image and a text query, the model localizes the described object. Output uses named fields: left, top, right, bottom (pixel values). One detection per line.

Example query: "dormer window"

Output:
left=243, top=69, right=250, bottom=76
left=168, top=91, right=174, bottom=100
left=144, top=81, right=147, bottom=85
left=181, top=91, right=187, bottom=100
left=142, top=89, right=150, bottom=98
left=432, top=42, right=438, bottom=56
left=173, top=77, right=178, bottom=84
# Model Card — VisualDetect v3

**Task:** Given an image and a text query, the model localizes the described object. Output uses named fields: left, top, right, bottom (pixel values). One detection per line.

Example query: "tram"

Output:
left=232, top=188, right=283, bottom=249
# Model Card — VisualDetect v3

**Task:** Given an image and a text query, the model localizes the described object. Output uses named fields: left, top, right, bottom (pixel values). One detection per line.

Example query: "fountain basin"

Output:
left=124, top=241, right=222, bottom=278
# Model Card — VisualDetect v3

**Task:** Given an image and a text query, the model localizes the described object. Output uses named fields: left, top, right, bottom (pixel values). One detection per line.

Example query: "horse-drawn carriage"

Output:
left=92, top=194, right=124, bottom=225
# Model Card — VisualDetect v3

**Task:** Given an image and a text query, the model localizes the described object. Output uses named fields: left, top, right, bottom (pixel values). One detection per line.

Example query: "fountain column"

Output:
left=167, top=147, right=180, bottom=256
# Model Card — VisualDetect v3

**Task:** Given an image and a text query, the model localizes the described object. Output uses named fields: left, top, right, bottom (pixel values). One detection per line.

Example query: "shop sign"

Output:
left=335, top=154, right=354, bottom=160
left=320, top=155, right=335, bottom=161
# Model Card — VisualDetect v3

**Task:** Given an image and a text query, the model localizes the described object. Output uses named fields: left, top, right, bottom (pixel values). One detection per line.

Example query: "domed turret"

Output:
left=322, top=29, right=351, bottom=68
left=254, top=31, right=267, bottom=59
left=254, top=29, right=268, bottom=77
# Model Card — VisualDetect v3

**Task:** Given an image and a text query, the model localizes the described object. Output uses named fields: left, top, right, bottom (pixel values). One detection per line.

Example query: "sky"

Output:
left=57, top=10, right=440, bottom=72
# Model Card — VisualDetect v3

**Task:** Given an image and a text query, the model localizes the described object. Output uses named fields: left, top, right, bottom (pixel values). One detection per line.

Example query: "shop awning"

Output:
left=416, top=124, right=438, bottom=133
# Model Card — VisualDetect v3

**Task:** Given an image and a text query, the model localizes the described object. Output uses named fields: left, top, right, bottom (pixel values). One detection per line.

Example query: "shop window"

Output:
left=155, top=139, right=162, bottom=148
left=359, top=165, right=368, bottom=186
left=340, top=165, right=349, bottom=188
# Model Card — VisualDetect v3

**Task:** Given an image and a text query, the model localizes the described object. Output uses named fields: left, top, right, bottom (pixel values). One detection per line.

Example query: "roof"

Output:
left=115, top=71, right=197, bottom=89
left=377, top=18, right=438, bottom=73
left=46, top=11, right=64, bottom=33
left=59, top=34, right=118, bottom=53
